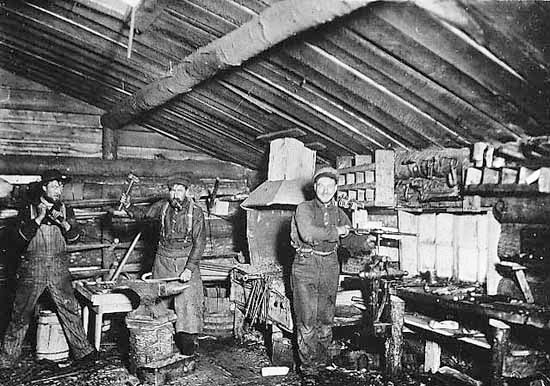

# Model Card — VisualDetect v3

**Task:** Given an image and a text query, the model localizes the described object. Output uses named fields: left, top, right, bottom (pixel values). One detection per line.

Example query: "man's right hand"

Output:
left=120, top=193, right=131, bottom=209
left=35, top=202, right=48, bottom=225
left=336, top=225, right=350, bottom=237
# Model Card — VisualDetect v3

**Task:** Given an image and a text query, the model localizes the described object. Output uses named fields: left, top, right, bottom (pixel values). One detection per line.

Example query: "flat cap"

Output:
left=40, top=169, right=71, bottom=185
left=166, top=174, right=192, bottom=188
left=313, top=167, right=338, bottom=183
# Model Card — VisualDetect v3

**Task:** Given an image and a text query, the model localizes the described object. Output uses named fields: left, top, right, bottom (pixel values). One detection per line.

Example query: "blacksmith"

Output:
left=119, top=174, right=206, bottom=356
left=0, top=170, right=97, bottom=368
left=290, top=167, right=351, bottom=377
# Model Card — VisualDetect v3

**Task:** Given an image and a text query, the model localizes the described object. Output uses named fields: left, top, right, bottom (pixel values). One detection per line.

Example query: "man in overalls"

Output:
left=0, top=170, right=96, bottom=368
left=121, top=174, right=206, bottom=356
left=290, top=167, right=351, bottom=379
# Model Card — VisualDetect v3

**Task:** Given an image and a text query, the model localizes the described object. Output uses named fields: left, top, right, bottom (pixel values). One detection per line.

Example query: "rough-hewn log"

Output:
left=102, top=126, right=118, bottom=160
left=384, top=295, right=404, bottom=378
left=489, top=319, right=510, bottom=386
left=0, top=155, right=251, bottom=180
left=493, top=197, right=550, bottom=224
left=101, top=0, right=388, bottom=130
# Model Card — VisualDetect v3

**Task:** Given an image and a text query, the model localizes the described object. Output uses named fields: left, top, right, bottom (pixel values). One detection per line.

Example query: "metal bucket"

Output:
left=36, top=310, right=69, bottom=362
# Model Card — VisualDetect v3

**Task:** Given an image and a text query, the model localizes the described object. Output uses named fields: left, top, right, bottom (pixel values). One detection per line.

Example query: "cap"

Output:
left=313, top=167, right=338, bottom=183
left=40, top=169, right=71, bottom=185
left=166, top=174, right=192, bottom=188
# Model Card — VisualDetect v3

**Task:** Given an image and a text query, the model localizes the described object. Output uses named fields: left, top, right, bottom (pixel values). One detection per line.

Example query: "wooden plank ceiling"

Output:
left=1, top=0, right=548, bottom=169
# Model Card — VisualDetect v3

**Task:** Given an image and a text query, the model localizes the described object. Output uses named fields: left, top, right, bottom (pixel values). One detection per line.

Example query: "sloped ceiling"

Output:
left=1, top=0, right=549, bottom=169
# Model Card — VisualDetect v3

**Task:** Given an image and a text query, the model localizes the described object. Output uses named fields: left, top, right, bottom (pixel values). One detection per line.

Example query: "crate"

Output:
left=337, top=150, right=395, bottom=208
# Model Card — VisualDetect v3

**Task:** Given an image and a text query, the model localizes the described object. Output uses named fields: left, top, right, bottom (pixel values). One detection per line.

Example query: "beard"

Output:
left=43, top=194, right=61, bottom=206
left=170, top=198, right=184, bottom=210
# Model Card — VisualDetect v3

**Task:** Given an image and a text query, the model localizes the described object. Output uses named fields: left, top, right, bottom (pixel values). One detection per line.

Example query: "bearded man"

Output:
left=0, top=170, right=96, bottom=368
left=119, top=174, right=206, bottom=356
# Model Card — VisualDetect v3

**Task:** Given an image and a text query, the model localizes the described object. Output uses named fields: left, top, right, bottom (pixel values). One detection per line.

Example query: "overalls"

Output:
left=290, top=199, right=351, bottom=369
left=1, top=204, right=94, bottom=361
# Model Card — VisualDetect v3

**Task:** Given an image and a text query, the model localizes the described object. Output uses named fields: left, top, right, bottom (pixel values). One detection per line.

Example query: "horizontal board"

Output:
left=0, top=87, right=103, bottom=114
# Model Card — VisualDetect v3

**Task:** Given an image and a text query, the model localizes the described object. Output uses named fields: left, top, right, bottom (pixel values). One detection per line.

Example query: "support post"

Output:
left=489, top=318, right=511, bottom=386
left=102, top=126, right=118, bottom=160
left=384, top=295, right=404, bottom=378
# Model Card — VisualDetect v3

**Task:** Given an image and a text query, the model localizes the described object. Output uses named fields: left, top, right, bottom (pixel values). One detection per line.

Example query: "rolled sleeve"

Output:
left=185, top=205, right=206, bottom=272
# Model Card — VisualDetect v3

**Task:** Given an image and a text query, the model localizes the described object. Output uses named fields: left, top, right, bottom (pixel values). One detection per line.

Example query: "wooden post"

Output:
left=489, top=318, right=511, bottom=386
left=424, top=340, right=441, bottom=373
left=102, top=126, right=118, bottom=160
left=384, top=295, right=404, bottom=378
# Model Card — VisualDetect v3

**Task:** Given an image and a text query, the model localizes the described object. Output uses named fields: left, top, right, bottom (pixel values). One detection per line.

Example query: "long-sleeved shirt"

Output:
left=128, top=198, right=206, bottom=272
left=18, top=199, right=80, bottom=246
left=291, top=198, right=351, bottom=254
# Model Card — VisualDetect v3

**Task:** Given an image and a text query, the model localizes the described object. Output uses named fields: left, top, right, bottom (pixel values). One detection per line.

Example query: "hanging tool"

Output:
left=118, top=173, right=140, bottom=211
left=207, top=178, right=220, bottom=216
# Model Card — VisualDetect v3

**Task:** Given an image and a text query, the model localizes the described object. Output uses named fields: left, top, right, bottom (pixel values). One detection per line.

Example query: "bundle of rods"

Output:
left=244, top=276, right=272, bottom=326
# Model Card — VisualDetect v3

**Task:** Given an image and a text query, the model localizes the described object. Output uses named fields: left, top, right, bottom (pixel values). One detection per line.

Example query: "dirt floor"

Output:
left=0, top=326, right=435, bottom=386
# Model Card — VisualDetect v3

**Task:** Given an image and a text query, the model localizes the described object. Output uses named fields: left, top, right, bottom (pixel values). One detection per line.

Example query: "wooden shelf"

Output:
left=337, top=150, right=395, bottom=207
left=464, top=184, right=541, bottom=196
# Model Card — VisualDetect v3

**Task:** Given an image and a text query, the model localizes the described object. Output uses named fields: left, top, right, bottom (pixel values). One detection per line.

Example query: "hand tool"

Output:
left=118, top=173, right=140, bottom=211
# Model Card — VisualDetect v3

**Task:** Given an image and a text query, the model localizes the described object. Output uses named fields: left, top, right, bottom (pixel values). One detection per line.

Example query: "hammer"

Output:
left=118, top=173, right=140, bottom=211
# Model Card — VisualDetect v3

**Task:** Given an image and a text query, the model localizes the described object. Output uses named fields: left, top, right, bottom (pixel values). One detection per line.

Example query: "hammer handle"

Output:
left=109, top=231, right=141, bottom=281
left=118, top=180, right=136, bottom=211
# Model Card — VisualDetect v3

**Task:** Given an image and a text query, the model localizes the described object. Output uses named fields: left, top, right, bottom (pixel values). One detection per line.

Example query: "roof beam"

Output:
left=100, top=0, right=395, bottom=130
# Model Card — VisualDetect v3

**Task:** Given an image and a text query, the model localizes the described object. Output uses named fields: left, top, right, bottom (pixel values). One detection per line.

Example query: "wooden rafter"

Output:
left=100, top=0, right=391, bottom=130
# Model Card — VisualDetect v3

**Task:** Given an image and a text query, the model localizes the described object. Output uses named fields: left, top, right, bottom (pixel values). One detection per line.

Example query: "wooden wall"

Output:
left=0, top=68, right=221, bottom=161
left=0, top=68, right=252, bottom=278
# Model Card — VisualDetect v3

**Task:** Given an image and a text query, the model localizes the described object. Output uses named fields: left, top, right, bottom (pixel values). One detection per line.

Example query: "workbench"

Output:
left=397, top=286, right=550, bottom=330
left=75, top=282, right=133, bottom=350
left=397, top=286, right=550, bottom=383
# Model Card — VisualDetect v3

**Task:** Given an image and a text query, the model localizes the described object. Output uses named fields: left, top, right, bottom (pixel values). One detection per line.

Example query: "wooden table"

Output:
left=397, top=286, right=550, bottom=381
left=396, top=287, right=550, bottom=330
left=75, top=282, right=133, bottom=350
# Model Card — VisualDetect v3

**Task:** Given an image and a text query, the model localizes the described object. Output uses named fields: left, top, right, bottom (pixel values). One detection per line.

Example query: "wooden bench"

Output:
left=75, top=282, right=133, bottom=350
left=404, top=312, right=548, bottom=384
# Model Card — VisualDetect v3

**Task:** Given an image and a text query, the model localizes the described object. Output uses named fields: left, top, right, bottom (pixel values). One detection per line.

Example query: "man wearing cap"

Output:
left=0, top=170, right=96, bottom=369
left=290, top=166, right=351, bottom=377
left=118, top=174, right=206, bottom=357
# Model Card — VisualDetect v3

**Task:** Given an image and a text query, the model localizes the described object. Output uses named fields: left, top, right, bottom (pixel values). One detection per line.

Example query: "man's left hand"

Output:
left=60, top=220, right=71, bottom=232
left=179, top=268, right=192, bottom=282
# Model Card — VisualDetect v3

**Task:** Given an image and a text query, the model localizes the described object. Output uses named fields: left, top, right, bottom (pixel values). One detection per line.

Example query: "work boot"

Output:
left=299, top=366, right=317, bottom=386
left=0, top=353, right=17, bottom=370
left=175, top=332, right=198, bottom=356
left=74, top=349, right=99, bottom=368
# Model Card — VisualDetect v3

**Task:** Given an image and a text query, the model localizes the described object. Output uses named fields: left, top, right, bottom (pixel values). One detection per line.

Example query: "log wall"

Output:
left=0, top=69, right=252, bottom=279
left=0, top=68, right=219, bottom=161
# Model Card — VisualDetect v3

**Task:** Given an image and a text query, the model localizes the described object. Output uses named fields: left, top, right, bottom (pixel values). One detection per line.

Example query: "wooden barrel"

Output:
left=36, top=310, right=69, bottom=362
left=204, top=285, right=233, bottom=337
left=203, top=312, right=234, bottom=338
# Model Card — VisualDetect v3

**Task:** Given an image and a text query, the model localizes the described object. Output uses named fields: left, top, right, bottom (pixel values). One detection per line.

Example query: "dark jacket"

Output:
left=291, top=198, right=351, bottom=254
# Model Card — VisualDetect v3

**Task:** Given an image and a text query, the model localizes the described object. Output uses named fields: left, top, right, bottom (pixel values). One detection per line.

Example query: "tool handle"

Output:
left=117, top=180, right=136, bottom=211
left=109, top=231, right=141, bottom=281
